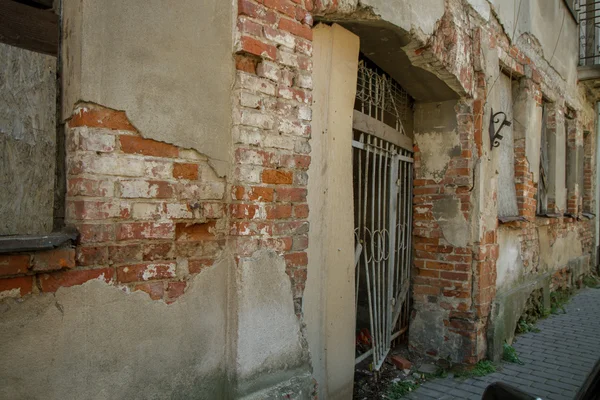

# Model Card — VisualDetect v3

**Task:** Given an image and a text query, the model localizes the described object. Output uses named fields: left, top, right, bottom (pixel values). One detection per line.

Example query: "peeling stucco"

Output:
left=432, top=197, right=470, bottom=247
left=0, top=260, right=230, bottom=399
left=62, top=0, right=234, bottom=176
left=414, top=101, right=461, bottom=183
left=234, top=250, right=313, bottom=399
left=539, top=228, right=583, bottom=271
left=496, top=229, right=524, bottom=292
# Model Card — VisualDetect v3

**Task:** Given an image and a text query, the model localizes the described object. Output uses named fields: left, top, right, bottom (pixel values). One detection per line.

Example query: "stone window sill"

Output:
left=0, top=227, right=78, bottom=254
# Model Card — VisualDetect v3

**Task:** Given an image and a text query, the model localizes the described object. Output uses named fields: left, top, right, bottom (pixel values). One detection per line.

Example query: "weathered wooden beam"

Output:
left=0, top=0, right=58, bottom=56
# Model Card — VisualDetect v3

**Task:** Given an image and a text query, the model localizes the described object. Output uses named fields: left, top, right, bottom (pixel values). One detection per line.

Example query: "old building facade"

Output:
left=0, top=0, right=598, bottom=399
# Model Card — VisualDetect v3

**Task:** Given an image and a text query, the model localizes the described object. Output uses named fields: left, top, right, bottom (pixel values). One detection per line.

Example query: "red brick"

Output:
left=143, top=243, right=174, bottom=261
left=276, top=187, right=307, bottom=202
left=284, top=252, right=308, bottom=267
left=235, top=148, right=277, bottom=167
left=173, top=163, right=198, bottom=180
left=264, top=0, right=296, bottom=16
left=297, top=54, right=312, bottom=71
left=189, top=259, right=214, bottom=274
left=239, top=35, right=277, bottom=60
left=68, top=200, right=122, bottom=220
left=230, top=221, right=274, bottom=235
left=418, top=268, right=440, bottom=278
left=166, top=281, right=187, bottom=303
left=294, top=204, right=309, bottom=218
left=116, top=262, right=176, bottom=283
left=76, top=246, right=108, bottom=266
left=119, top=180, right=173, bottom=199
left=134, top=282, right=164, bottom=300
left=278, top=17, right=312, bottom=40
left=108, top=244, right=143, bottom=264
left=77, top=223, right=115, bottom=243
left=116, top=222, right=174, bottom=240
left=390, top=356, right=412, bottom=370
left=295, top=4, right=308, bottom=22
left=238, top=0, right=277, bottom=24
left=0, top=255, right=30, bottom=276
left=32, top=248, right=76, bottom=272
left=442, top=289, right=470, bottom=298
left=440, top=271, right=469, bottom=281
left=413, top=285, right=440, bottom=295
left=119, top=135, right=179, bottom=158
left=68, top=177, right=112, bottom=197
left=175, top=221, right=217, bottom=241
left=261, top=236, right=293, bottom=251
left=281, top=154, right=311, bottom=169
left=266, top=204, right=293, bottom=219
left=0, top=276, right=33, bottom=297
left=230, top=204, right=259, bottom=219
left=292, top=234, right=309, bottom=250
left=39, top=268, right=114, bottom=292
left=273, top=221, right=308, bottom=235
left=248, top=186, right=275, bottom=202
left=232, top=185, right=246, bottom=200
left=293, top=267, right=307, bottom=281
left=69, top=106, right=136, bottom=131
left=237, top=17, right=264, bottom=37
left=426, top=261, right=454, bottom=270
left=278, top=86, right=312, bottom=103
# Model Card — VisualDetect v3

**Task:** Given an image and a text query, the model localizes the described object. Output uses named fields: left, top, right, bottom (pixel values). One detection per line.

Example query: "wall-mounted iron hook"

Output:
left=489, top=108, right=511, bottom=150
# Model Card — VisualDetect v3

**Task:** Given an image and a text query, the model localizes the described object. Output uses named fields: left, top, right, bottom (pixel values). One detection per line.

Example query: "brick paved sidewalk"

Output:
left=408, top=288, right=600, bottom=400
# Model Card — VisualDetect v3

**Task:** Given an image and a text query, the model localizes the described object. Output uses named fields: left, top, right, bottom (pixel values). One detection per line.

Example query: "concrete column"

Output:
left=305, top=23, right=359, bottom=400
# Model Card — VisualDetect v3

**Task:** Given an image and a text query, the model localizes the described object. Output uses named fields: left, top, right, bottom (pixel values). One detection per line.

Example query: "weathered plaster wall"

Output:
left=305, top=23, right=359, bottom=400
left=490, top=219, right=592, bottom=360
left=359, top=0, right=444, bottom=40
left=496, top=229, right=523, bottom=292
left=234, top=251, right=312, bottom=399
left=314, top=0, right=444, bottom=39
left=539, top=226, right=584, bottom=271
left=2, top=0, right=316, bottom=390
left=495, top=73, right=518, bottom=217
left=413, top=101, right=460, bottom=182
left=0, top=43, right=57, bottom=235
left=0, top=263, right=230, bottom=399
left=487, top=0, right=578, bottom=87
left=62, top=0, right=234, bottom=176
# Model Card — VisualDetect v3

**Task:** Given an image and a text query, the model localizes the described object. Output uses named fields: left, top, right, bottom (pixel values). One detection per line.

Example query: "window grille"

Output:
left=354, top=58, right=413, bottom=136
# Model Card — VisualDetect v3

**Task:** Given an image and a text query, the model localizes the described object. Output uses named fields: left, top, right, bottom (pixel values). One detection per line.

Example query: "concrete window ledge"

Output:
left=578, top=65, right=600, bottom=82
left=0, top=227, right=79, bottom=254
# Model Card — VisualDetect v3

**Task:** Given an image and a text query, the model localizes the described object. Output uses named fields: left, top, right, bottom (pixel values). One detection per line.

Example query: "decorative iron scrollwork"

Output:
left=489, top=108, right=512, bottom=150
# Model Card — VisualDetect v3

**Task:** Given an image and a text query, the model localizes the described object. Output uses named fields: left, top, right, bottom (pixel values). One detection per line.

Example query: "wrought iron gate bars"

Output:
left=353, top=132, right=413, bottom=370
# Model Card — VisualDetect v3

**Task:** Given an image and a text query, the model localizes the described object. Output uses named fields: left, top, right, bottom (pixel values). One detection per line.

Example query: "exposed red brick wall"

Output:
left=234, top=0, right=313, bottom=312
left=583, top=128, right=595, bottom=213
left=0, top=104, right=227, bottom=303
left=411, top=99, right=479, bottom=361
left=412, top=8, right=594, bottom=364
left=566, top=112, right=582, bottom=215
left=0, top=0, right=314, bottom=306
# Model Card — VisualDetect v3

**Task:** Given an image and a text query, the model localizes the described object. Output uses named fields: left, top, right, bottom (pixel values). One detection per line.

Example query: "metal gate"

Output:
left=353, top=59, right=413, bottom=370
